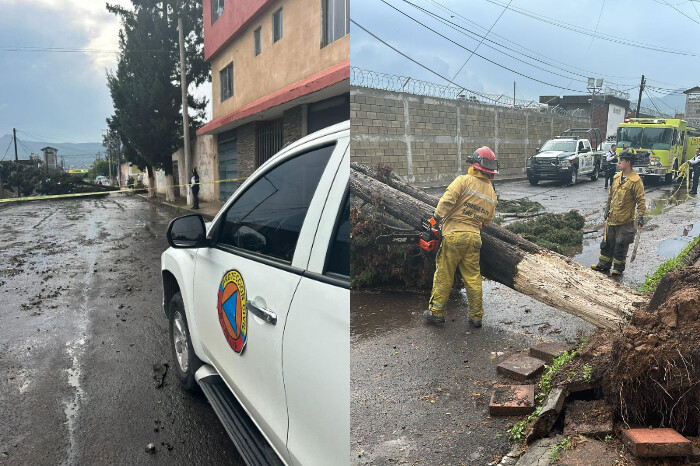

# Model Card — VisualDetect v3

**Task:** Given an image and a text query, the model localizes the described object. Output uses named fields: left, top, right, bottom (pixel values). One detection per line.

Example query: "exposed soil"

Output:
left=552, top=266, right=700, bottom=438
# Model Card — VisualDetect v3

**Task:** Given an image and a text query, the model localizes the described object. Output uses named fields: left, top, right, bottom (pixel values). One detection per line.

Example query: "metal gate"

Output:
left=217, top=130, right=238, bottom=202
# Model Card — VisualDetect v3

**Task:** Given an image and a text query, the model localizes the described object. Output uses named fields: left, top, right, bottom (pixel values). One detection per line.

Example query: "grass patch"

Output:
left=508, top=340, right=587, bottom=441
left=639, top=234, right=700, bottom=293
left=505, top=211, right=585, bottom=254
left=550, top=436, right=573, bottom=462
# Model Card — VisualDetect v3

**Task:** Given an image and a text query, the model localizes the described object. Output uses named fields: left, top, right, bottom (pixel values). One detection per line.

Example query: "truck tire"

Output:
left=169, top=292, right=202, bottom=392
left=590, top=163, right=599, bottom=181
left=569, top=167, right=578, bottom=185
left=528, top=176, right=540, bottom=186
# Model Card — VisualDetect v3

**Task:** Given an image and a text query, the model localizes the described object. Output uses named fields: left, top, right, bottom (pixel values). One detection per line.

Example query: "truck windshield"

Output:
left=642, top=128, right=673, bottom=150
left=617, top=127, right=673, bottom=150
left=540, top=140, right=577, bottom=152
left=617, top=127, right=642, bottom=149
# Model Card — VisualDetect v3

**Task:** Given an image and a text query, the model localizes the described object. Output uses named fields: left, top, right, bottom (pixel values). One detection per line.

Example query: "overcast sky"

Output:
left=351, top=0, right=700, bottom=113
left=0, top=0, right=211, bottom=148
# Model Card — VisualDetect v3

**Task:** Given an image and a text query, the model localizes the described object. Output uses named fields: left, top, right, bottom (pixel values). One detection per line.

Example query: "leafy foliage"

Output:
left=505, top=211, right=585, bottom=254
left=106, top=0, right=209, bottom=175
left=550, top=436, right=573, bottom=462
left=496, top=198, right=544, bottom=214
left=0, top=162, right=112, bottom=196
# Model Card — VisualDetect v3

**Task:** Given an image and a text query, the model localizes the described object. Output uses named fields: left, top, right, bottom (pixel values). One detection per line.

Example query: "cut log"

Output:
left=350, top=163, right=648, bottom=329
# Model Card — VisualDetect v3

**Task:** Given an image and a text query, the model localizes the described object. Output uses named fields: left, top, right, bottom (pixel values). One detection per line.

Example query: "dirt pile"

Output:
left=604, top=266, right=700, bottom=436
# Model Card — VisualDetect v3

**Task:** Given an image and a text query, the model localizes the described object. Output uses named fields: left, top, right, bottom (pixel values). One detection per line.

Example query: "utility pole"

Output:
left=108, top=137, right=113, bottom=186
left=179, top=18, right=192, bottom=205
left=636, top=75, right=645, bottom=117
left=513, top=82, right=516, bottom=108
left=13, top=128, right=18, bottom=162
left=587, top=77, right=603, bottom=131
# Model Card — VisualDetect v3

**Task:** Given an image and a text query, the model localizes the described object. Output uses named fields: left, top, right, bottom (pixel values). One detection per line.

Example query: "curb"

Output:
left=134, top=193, right=217, bottom=221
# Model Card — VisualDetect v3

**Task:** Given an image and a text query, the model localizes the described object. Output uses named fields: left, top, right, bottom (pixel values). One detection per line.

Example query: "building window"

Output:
left=220, top=63, right=233, bottom=102
left=254, top=27, right=262, bottom=56
left=273, top=8, right=283, bottom=43
left=323, top=0, right=349, bottom=46
left=211, top=0, right=224, bottom=24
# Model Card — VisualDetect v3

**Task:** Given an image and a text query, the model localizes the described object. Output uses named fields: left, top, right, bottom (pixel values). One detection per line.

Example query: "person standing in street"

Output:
left=191, top=168, right=200, bottom=210
left=591, top=149, right=646, bottom=276
left=424, top=146, right=498, bottom=327
left=604, top=143, right=617, bottom=189
left=688, top=147, right=700, bottom=195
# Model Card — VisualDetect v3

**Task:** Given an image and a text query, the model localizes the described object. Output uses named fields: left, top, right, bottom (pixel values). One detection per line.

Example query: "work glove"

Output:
left=637, top=215, right=645, bottom=228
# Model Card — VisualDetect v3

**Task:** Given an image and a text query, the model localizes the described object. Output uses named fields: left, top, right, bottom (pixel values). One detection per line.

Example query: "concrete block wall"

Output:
left=351, top=87, right=590, bottom=187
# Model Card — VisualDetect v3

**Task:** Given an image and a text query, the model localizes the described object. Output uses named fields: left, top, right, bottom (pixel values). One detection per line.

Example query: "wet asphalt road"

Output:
left=0, top=195, right=243, bottom=465
left=351, top=175, right=700, bottom=465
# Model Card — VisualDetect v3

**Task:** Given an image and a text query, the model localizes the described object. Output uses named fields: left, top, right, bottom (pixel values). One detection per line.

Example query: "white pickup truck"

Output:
left=526, top=128, right=604, bottom=185
left=161, top=121, right=350, bottom=466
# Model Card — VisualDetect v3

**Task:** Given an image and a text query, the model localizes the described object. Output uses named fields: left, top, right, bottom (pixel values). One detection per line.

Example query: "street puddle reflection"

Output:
left=657, top=222, right=700, bottom=258
left=351, top=291, right=426, bottom=340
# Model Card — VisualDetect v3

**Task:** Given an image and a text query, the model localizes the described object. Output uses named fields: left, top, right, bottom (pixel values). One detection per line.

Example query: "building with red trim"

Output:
left=197, top=0, right=350, bottom=201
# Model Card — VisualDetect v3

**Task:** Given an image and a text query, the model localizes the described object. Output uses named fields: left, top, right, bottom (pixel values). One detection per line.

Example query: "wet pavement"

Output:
left=0, top=194, right=243, bottom=465
left=351, top=175, right=700, bottom=465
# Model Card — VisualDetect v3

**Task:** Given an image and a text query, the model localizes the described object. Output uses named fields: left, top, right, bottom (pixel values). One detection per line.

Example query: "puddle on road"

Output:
left=657, top=222, right=700, bottom=258
left=351, top=291, right=426, bottom=340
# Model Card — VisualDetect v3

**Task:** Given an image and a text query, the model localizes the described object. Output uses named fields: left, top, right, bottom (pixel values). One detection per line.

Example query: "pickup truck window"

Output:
left=540, top=140, right=576, bottom=152
left=325, top=195, right=350, bottom=277
left=216, top=144, right=334, bottom=262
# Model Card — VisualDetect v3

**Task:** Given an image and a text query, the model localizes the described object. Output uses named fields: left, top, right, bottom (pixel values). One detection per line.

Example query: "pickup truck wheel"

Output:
left=569, top=167, right=578, bottom=185
left=169, top=292, right=202, bottom=392
left=528, top=176, right=539, bottom=185
left=590, top=164, right=599, bottom=181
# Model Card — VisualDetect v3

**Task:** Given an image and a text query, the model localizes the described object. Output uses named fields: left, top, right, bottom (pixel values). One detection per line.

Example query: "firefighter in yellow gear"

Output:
left=424, top=146, right=498, bottom=326
left=591, top=149, right=646, bottom=276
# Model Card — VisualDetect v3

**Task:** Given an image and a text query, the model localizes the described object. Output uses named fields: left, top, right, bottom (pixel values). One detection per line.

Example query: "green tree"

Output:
left=106, top=0, right=208, bottom=182
left=88, top=160, right=109, bottom=180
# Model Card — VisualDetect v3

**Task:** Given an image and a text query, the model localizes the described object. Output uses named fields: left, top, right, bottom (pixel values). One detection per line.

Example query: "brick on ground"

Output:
left=529, top=342, right=573, bottom=363
left=497, top=353, right=545, bottom=381
left=622, top=428, right=692, bottom=457
left=488, top=385, right=535, bottom=416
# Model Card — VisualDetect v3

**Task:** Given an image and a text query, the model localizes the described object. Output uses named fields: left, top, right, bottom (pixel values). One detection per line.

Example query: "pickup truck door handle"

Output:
left=247, top=301, right=277, bottom=325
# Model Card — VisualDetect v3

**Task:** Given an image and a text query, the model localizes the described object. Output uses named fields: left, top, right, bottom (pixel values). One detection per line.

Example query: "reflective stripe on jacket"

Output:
left=435, top=168, right=497, bottom=235
left=606, top=170, right=646, bottom=226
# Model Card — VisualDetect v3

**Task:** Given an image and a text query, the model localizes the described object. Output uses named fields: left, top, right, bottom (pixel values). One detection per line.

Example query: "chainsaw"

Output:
left=375, top=217, right=441, bottom=252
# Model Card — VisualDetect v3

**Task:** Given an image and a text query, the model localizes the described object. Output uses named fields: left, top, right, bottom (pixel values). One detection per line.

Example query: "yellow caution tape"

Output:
left=0, top=176, right=248, bottom=204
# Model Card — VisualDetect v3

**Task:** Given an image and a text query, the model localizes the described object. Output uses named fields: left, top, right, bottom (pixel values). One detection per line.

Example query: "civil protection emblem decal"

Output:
left=217, top=270, right=247, bottom=354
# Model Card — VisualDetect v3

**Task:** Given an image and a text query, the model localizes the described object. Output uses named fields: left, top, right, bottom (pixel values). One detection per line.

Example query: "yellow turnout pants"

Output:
left=428, top=231, right=484, bottom=320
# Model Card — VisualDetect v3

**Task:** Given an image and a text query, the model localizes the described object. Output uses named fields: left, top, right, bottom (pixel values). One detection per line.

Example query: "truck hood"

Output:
left=534, top=150, right=572, bottom=159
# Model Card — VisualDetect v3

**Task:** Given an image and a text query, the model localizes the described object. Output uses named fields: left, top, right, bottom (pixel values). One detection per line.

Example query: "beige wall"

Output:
left=210, top=0, right=349, bottom=120
left=351, top=87, right=590, bottom=187
left=171, top=135, right=217, bottom=202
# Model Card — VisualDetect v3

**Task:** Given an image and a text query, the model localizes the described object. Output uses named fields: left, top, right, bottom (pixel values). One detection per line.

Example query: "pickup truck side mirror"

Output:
left=535, top=147, right=540, bottom=153
left=166, top=214, right=209, bottom=248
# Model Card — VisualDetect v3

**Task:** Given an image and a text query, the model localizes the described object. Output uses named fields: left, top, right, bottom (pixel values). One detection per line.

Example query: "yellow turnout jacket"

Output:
left=606, top=170, right=646, bottom=226
left=435, top=167, right=498, bottom=235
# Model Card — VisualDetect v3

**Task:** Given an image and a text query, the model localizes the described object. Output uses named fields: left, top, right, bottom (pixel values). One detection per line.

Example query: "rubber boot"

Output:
left=423, top=309, right=445, bottom=324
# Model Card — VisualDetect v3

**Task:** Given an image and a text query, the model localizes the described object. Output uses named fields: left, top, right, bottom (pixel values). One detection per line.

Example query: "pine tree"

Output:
left=106, top=0, right=208, bottom=197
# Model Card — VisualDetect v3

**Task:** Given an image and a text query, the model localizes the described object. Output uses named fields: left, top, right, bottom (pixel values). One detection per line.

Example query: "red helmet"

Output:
left=471, top=146, right=498, bottom=174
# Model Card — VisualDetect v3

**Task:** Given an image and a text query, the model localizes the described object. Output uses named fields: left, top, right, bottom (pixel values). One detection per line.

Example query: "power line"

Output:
left=1, top=137, right=13, bottom=162
left=451, top=0, right=513, bottom=81
left=424, top=0, right=640, bottom=81
left=658, top=0, right=700, bottom=24
left=399, top=0, right=627, bottom=86
left=354, top=13, right=587, bottom=94
left=16, top=130, right=101, bottom=150
left=479, top=0, right=700, bottom=57
left=644, top=88, right=665, bottom=115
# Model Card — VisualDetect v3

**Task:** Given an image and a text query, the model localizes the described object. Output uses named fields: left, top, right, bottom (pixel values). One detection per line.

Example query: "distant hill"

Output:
left=638, top=89, right=687, bottom=117
left=0, top=135, right=105, bottom=169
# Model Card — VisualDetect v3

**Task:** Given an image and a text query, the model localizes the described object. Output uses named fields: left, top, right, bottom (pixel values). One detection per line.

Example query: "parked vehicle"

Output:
left=94, top=175, right=110, bottom=186
left=526, top=128, right=604, bottom=185
left=161, top=121, right=350, bottom=466
left=616, top=118, right=700, bottom=183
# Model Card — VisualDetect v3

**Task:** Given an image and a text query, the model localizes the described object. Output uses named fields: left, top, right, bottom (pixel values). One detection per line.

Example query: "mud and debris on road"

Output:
left=0, top=196, right=244, bottom=465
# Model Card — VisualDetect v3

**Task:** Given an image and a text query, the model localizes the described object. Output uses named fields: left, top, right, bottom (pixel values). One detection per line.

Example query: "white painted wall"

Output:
left=607, top=103, right=626, bottom=138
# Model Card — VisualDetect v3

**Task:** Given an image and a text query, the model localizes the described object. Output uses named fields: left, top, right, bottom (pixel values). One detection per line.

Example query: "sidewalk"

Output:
left=135, top=192, right=225, bottom=221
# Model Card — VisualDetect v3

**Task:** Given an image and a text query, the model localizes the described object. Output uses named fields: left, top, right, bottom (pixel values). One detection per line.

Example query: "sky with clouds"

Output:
left=350, top=0, right=700, bottom=114
left=0, top=0, right=210, bottom=146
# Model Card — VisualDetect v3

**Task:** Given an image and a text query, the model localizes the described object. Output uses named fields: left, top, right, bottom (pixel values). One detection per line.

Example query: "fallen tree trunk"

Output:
left=350, top=163, right=648, bottom=330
